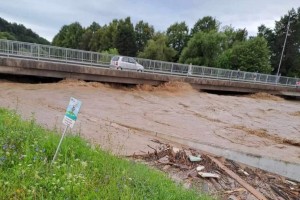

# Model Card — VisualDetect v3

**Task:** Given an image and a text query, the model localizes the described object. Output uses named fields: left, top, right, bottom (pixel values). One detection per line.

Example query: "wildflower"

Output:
left=35, top=171, right=41, bottom=180
left=16, top=189, right=22, bottom=193
left=81, top=161, right=88, bottom=168
left=67, top=173, right=72, bottom=179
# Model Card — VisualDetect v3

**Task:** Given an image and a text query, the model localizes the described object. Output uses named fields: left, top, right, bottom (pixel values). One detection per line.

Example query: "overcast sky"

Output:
left=1, top=0, right=299, bottom=42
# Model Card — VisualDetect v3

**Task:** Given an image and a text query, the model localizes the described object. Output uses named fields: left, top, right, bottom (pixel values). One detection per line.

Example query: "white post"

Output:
left=277, top=14, right=291, bottom=76
left=51, top=125, right=68, bottom=165
left=188, top=63, right=192, bottom=76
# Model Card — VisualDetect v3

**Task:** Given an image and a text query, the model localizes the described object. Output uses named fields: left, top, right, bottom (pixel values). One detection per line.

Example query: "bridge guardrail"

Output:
left=0, top=39, right=299, bottom=88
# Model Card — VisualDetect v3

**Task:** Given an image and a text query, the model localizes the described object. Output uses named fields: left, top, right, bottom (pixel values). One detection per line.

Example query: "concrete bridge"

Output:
left=0, top=56, right=299, bottom=97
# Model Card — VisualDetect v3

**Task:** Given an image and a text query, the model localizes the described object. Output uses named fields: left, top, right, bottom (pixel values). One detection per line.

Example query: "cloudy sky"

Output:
left=1, top=0, right=299, bottom=42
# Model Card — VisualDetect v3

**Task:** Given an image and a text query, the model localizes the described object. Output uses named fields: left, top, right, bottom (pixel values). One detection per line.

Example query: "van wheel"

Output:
left=137, top=69, right=142, bottom=72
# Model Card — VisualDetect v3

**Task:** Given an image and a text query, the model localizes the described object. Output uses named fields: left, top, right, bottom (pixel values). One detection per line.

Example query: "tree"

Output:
left=115, top=17, right=137, bottom=56
left=166, top=22, right=189, bottom=61
left=230, top=36, right=272, bottom=73
left=216, top=49, right=233, bottom=69
left=138, top=33, right=176, bottom=61
left=79, top=22, right=102, bottom=51
left=258, top=25, right=275, bottom=48
left=88, top=22, right=101, bottom=32
left=190, top=16, right=220, bottom=36
left=179, top=31, right=226, bottom=66
left=89, top=28, right=104, bottom=52
left=99, top=19, right=119, bottom=52
left=135, top=20, right=154, bottom=53
left=52, top=22, right=84, bottom=49
left=272, top=8, right=300, bottom=76
left=222, top=26, right=248, bottom=49
left=79, top=29, right=93, bottom=50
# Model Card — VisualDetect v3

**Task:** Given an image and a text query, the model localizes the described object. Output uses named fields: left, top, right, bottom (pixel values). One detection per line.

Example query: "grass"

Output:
left=0, top=108, right=213, bottom=200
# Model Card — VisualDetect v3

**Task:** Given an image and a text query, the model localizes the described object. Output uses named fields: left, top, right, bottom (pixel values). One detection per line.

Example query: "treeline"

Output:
left=0, top=18, right=49, bottom=44
left=52, top=8, right=300, bottom=76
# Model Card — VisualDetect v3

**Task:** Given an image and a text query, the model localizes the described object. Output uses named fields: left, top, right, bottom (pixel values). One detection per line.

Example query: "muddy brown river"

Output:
left=0, top=80, right=299, bottom=166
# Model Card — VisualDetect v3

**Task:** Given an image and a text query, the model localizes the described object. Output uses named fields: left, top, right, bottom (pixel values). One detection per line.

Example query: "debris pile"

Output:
left=132, top=140, right=300, bottom=200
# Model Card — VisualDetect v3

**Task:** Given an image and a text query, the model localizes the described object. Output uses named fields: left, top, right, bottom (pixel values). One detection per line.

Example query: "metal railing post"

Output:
left=37, top=44, right=40, bottom=60
left=6, top=40, right=9, bottom=56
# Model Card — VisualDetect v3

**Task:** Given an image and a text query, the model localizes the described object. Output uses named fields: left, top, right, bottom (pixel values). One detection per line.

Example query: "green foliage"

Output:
left=101, top=48, right=119, bottom=55
left=135, top=20, right=155, bottom=53
left=0, top=17, right=49, bottom=44
left=79, top=29, right=93, bottom=50
left=230, top=37, right=272, bottom=73
left=216, top=49, right=233, bottom=69
left=179, top=31, right=226, bottom=66
left=0, top=108, right=212, bottom=200
left=0, top=32, right=16, bottom=40
left=138, top=33, right=176, bottom=61
left=222, top=26, right=248, bottom=49
left=100, top=19, right=119, bottom=52
left=52, top=22, right=84, bottom=49
left=166, top=22, right=189, bottom=61
left=190, top=16, right=220, bottom=36
left=115, top=17, right=137, bottom=56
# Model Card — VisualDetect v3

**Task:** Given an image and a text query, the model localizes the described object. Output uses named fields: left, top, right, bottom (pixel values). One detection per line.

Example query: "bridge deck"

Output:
left=0, top=57, right=299, bottom=97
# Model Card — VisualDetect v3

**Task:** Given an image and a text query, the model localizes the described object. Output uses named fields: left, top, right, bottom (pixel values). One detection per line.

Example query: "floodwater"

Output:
left=0, top=80, right=299, bottom=166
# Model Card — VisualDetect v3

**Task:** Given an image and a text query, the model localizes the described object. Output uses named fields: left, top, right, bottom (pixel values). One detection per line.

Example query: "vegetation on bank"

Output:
left=0, top=108, right=212, bottom=199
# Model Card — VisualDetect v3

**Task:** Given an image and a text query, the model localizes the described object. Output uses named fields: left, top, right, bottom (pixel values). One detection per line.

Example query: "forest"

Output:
left=0, top=18, right=49, bottom=45
left=0, top=7, right=299, bottom=77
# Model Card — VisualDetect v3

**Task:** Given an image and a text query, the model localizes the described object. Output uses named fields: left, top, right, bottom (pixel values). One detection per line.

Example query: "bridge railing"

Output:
left=0, top=39, right=299, bottom=88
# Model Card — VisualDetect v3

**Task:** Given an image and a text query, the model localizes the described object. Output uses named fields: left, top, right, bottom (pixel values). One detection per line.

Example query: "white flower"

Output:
left=81, top=161, right=87, bottom=168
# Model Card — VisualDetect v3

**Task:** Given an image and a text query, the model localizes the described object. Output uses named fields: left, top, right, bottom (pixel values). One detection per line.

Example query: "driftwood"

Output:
left=207, top=155, right=267, bottom=200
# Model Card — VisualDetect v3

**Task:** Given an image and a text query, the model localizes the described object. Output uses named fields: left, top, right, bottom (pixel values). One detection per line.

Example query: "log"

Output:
left=207, top=155, right=267, bottom=200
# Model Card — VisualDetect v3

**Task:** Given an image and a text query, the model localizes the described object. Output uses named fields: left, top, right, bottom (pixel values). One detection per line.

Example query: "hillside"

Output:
left=0, top=17, right=49, bottom=44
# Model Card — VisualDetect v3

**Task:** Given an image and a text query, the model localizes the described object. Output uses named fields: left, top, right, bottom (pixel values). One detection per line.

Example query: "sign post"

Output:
left=51, top=97, right=82, bottom=165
